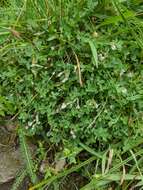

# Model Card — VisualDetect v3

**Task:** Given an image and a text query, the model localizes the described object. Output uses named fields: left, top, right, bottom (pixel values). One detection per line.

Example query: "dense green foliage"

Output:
left=1, top=0, right=143, bottom=146
left=0, top=0, right=143, bottom=189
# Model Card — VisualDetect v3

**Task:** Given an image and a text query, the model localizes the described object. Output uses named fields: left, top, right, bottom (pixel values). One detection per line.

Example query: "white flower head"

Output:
left=92, top=31, right=98, bottom=38
left=98, top=54, right=105, bottom=61
left=70, top=130, right=76, bottom=139
left=120, top=69, right=125, bottom=77
left=127, top=72, right=133, bottom=78
left=111, top=42, right=117, bottom=50
left=51, top=46, right=55, bottom=50
left=121, top=87, right=127, bottom=94
left=61, top=102, right=67, bottom=109
left=25, top=125, right=29, bottom=130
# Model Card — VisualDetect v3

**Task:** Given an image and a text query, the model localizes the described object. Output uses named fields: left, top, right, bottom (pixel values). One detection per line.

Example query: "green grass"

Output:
left=0, top=0, right=143, bottom=189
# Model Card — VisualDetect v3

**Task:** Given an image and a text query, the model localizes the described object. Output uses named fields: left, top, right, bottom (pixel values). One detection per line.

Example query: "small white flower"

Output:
left=57, top=71, right=64, bottom=77
left=70, top=130, right=76, bottom=139
left=98, top=54, right=105, bottom=61
left=121, top=87, right=127, bottom=94
left=127, top=72, right=133, bottom=78
left=110, top=105, right=114, bottom=110
left=51, top=46, right=55, bottom=50
left=61, top=103, right=67, bottom=109
left=76, top=104, right=80, bottom=109
left=95, top=102, right=99, bottom=109
left=28, top=121, right=33, bottom=126
left=111, top=42, right=117, bottom=50
left=61, top=77, right=68, bottom=83
left=92, top=31, right=98, bottom=38
left=48, top=57, right=51, bottom=61
left=25, top=125, right=29, bottom=130
left=120, top=69, right=125, bottom=77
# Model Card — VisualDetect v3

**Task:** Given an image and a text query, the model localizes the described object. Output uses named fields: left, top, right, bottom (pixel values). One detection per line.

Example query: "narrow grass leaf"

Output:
left=19, top=128, right=37, bottom=184
left=79, top=142, right=102, bottom=159
left=102, top=151, right=107, bottom=175
left=81, top=173, right=143, bottom=190
left=88, top=40, right=98, bottom=68
left=130, top=150, right=143, bottom=178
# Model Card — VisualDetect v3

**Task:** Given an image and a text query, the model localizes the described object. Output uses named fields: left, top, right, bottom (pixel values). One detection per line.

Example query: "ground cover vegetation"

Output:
left=0, top=0, right=143, bottom=189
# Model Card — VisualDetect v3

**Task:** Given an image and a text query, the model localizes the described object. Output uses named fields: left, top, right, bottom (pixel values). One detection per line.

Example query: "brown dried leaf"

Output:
left=120, top=164, right=126, bottom=185
left=55, top=159, right=66, bottom=173
left=105, top=149, right=114, bottom=173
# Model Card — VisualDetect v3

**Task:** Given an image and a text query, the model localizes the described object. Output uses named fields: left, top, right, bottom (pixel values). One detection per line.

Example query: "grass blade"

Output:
left=88, top=39, right=98, bottom=68
left=79, top=142, right=102, bottom=159
left=19, top=128, right=37, bottom=184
